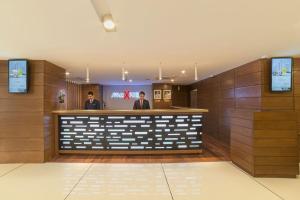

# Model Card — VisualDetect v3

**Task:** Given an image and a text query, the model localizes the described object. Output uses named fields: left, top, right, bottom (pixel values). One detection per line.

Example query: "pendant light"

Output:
left=122, top=67, right=125, bottom=81
left=86, top=68, right=90, bottom=83
left=159, top=62, right=162, bottom=81
left=194, top=63, right=198, bottom=81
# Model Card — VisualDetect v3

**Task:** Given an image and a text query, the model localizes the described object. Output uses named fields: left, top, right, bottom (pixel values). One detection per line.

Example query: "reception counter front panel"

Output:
left=53, top=109, right=207, bottom=154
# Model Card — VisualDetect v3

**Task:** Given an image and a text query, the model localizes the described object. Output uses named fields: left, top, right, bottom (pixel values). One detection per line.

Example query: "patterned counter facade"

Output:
left=58, top=114, right=203, bottom=151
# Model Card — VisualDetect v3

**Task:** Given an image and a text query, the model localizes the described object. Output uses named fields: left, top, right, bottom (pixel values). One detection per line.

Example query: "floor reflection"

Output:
left=163, top=163, right=202, bottom=196
left=69, top=164, right=171, bottom=199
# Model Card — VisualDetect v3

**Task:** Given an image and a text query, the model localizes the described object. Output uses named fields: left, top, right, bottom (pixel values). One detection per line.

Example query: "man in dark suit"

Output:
left=133, top=91, right=150, bottom=110
left=84, top=91, right=101, bottom=110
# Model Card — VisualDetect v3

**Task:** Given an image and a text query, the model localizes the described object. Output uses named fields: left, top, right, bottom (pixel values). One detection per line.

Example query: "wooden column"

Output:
left=0, top=60, right=65, bottom=163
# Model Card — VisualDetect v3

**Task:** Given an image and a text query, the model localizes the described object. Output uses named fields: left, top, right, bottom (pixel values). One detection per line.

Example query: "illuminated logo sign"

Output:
left=124, top=90, right=130, bottom=100
left=111, top=90, right=139, bottom=99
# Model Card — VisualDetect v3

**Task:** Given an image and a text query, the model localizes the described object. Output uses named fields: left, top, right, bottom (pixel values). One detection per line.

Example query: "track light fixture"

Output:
left=102, top=14, right=116, bottom=31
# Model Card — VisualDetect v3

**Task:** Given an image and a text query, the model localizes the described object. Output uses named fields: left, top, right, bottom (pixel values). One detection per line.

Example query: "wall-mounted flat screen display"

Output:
left=271, top=57, right=292, bottom=92
left=8, top=59, right=29, bottom=93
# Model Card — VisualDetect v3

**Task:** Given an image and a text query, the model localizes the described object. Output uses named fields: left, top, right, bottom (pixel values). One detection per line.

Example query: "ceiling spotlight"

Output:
left=181, top=70, right=186, bottom=74
left=91, top=0, right=116, bottom=32
left=65, top=72, right=70, bottom=76
left=102, top=14, right=116, bottom=31
left=124, top=70, right=129, bottom=74
left=171, top=79, right=175, bottom=82
left=129, top=79, right=133, bottom=82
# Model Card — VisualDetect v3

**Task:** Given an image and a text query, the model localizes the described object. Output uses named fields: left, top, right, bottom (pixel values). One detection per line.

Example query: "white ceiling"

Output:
left=1, top=0, right=300, bottom=85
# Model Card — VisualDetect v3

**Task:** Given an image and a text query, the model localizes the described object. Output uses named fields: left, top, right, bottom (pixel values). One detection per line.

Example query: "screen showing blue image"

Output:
left=271, top=58, right=292, bottom=92
left=8, top=60, right=28, bottom=93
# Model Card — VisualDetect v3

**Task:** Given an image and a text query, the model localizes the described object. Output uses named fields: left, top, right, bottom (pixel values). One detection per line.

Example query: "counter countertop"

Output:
left=52, top=109, right=208, bottom=115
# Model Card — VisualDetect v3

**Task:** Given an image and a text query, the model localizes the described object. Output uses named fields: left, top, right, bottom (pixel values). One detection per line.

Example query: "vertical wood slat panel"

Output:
left=66, top=80, right=82, bottom=110
left=43, top=61, right=66, bottom=161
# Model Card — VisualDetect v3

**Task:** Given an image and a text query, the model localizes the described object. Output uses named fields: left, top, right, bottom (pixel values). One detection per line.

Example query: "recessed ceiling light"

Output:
left=65, top=72, right=70, bottom=76
left=181, top=70, right=186, bottom=74
left=171, top=79, right=175, bottom=82
left=129, top=79, right=133, bottom=82
left=124, top=70, right=129, bottom=74
left=102, top=14, right=115, bottom=31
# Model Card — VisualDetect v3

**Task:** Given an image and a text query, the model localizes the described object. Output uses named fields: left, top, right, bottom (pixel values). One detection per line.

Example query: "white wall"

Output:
left=103, top=85, right=152, bottom=110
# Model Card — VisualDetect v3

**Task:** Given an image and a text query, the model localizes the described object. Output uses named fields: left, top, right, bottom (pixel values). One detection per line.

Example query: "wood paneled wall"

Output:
left=189, top=59, right=266, bottom=148
left=294, top=59, right=300, bottom=158
left=231, top=109, right=299, bottom=177
left=0, top=60, right=66, bottom=163
left=253, top=111, right=298, bottom=177
left=230, top=60, right=264, bottom=176
left=171, top=85, right=190, bottom=107
left=66, top=80, right=82, bottom=110
left=219, top=70, right=235, bottom=145
left=152, top=83, right=173, bottom=109
left=152, top=83, right=189, bottom=109
left=231, top=109, right=256, bottom=174
left=43, top=61, right=66, bottom=161
left=190, top=66, right=243, bottom=147
left=189, top=59, right=299, bottom=177
left=0, top=60, right=44, bottom=163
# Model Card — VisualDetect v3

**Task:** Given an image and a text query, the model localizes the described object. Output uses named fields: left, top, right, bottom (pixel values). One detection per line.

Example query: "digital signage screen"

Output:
left=8, top=59, right=29, bottom=93
left=271, top=57, right=292, bottom=92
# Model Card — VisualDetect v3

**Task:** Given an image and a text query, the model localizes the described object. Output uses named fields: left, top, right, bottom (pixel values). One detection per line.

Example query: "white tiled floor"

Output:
left=0, top=164, right=22, bottom=177
left=256, top=176, right=300, bottom=200
left=68, top=164, right=171, bottom=200
left=0, top=163, right=90, bottom=200
left=0, top=162, right=299, bottom=200
left=163, top=162, right=282, bottom=200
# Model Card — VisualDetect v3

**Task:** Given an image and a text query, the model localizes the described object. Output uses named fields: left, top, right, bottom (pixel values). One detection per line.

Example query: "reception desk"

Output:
left=52, top=109, right=208, bottom=155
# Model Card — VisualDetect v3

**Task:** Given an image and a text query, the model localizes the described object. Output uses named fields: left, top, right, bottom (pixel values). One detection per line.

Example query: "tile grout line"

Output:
left=0, top=163, right=25, bottom=178
left=161, top=163, right=175, bottom=200
left=229, top=162, right=285, bottom=200
left=251, top=178, right=285, bottom=200
left=64, top=163, right=93, bottom=200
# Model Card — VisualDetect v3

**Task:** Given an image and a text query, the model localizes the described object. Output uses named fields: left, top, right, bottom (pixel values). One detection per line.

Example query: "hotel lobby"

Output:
left=0, top=0, right=300, bottom=199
